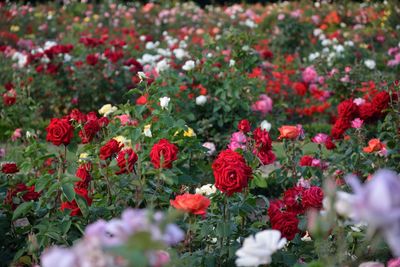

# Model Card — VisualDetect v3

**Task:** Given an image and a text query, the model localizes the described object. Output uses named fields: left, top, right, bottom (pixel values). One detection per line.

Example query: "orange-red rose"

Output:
left=278, top=125, right=300, bottom=140
left=170, top=193, right=211, bottom=216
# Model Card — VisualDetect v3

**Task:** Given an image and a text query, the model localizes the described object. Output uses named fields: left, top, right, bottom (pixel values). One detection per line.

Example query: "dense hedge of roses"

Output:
left=1, top=1, right=400, bottom=267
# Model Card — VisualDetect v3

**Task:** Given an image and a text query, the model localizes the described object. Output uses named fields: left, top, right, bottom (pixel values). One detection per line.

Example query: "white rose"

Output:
left=143, top=124, right=152, bottom=137
left=182, top=60, right=195, bottom=71
left=98, top=104, right=117, bottom=117
left=364, top=59, right=376, bottom=70
left=159, top=96, right=170, bottom=110
left=195, top=95, right=207, bottom=106
left=195, top=184, right=217, bottom=196
left=260, top=120, right=272, bottom=131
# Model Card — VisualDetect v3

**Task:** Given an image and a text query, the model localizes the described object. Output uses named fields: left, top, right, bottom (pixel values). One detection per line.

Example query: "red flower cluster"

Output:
left=149, top=139, right=178, bottom=169
left=331, top=91, right=392, bottom=139
left=253, top=127, right=276, bottom=165
left=99, top=139, right=124, bottom=160
left=212, top=149, right=252, bottom=196
left=268, top=185, right=324, bottom=240
left=61, top=163, right=93, bottom=216
left=4, top=183, right=41, bottom=209
left=1, top=162, right=19, bottom=174
left=116, top=148, right=138, bottom=174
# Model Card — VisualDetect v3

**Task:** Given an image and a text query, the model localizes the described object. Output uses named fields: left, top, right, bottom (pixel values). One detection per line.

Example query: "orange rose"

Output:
left=363, top=138, right=384, bottom=153
left=170, top=193, right=211, bottom=216
left=278, top=126, right=300, bottom=140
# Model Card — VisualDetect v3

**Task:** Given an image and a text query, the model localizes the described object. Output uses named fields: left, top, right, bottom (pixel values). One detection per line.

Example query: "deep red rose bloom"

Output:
left=45, top=118, right=74, bottom=146
left=116, top=148, right=138, bottom=174
left=253, top=127, right=272, bottom=150
left=2, top=89, right=17, bottom=106
left=255, top=147, right=276, bottom=165
left=299, top=155, right=313, bottom=167
left=302, top=186, right=324, bottom=210
left=283, top=186, right=305, bottom=214
left=292, top=82, right=307, bottom=96
left=238, top=119, right=251, bottom=133
left=149, top=139, right=178, bottom=169
left=98, top=117, right=109, bottom=127
left=69, top=109, right=87, bottom=124
left=269, top=209, right=299, bottom=240
left=60, top=187, right=92, bottom=216
left=371, top=91, right=390, bottom=117
left=4, top=183, right=40, bottom=209
left=212, top=149, right=252, bottom=196
left=1, top=162, right=19, bottom=174
left=75, top=164, right=92, bottom=188
left=79, top=119, right=100, bottom=144
left=170, top=193, right=211, bottom=216
left=331, top=118, right=351, bottom=139
left=86, top=54, right=99, bottom=66
left=99, top=139, right=123, bottom=160
left=359, top=102, right=376, bottom=121
left=337, top=99, right=358, bottom=120
left=324, top=137, right=336, bottom=150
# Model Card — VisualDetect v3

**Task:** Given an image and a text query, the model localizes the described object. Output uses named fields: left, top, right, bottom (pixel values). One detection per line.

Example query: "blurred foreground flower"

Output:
left=235, top=229, right=286, bottom=267
left=339, top=169, right=400, bottom=256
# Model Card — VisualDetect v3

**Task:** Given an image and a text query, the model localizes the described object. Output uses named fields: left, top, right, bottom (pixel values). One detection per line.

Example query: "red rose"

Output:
left=4, top=183, right=40, bottom=209
left=268, top=201, right=299, bottom=240
left=136, top=94, right=148, bottom=105
left=46, top=118, right=74, bottom=146
left=299, top=155, right=313, bottom=166
left=149, top=139, right=178, bottom=169
left=253, top=127, right=272, bottom=150
left=69, top=109, right=87, bottom=124
left=302, top=186, right=324, bottom=210
left=22, top=185, right=41, bottom=201
left=255, top=147, right=276, bottom=165
left=212, top=149, right=252, bottom=196
left=99, top=139, right=123, bottom=160
left=371, top=91, right=390, bottom=117
left=337, top=99, right=358, bottom=120
left=60, top=187, right=92, bottom=216
left=238, top=119, right=251, bottom=133
left=331, top=117, right=351, bottom=139
left=2, top=89, right=17, bottom=106
left=283, top=186, right=305, bottom=214
left=116, top=148, right=138, bottom=174
left=324, top=137, right=336, bottom=150
left=359, top=102, right=376, bottom=121
left=170, top=193, right=211, bottom=216
left=86, top=54, right=99, bottom=66
left=79, top=119, right=100, bottom=144
left=292, top=82, right=307, bottom=96
left=98, top=117, right=110, bottom=127
left=1, top=162, right=19, bottom=174
left=75, top=164, right=92, bottom=188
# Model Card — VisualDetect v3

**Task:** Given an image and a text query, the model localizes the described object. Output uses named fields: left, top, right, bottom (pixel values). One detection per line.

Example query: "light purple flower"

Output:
left=345, top=169, right=400, bottom=256
left=41, top=247, right=78, bottom=267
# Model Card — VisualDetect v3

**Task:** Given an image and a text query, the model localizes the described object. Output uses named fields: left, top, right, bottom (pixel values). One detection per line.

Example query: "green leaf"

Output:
left=75, top=194, right=89, bottom=217
left=62, top=183, right=75, bottom=202
left=12, top=202, right=34, bottom=220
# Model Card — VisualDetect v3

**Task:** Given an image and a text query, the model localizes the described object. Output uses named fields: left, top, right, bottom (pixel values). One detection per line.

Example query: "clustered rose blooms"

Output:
left=253, top=127, right=276, bottom=165
left=212, top=149, right=252, bottom=196
left=116, top=148, right=138, bottom=174
left=149, top=139, right=178, bottom=169
left=99, top=139, right=123, bottom=160
left=170, top=193, right=211, bottom=216
left=299, top=155, right=328, bottom=169
left=331, top=91, right=394, bottom=139
left=4, top=183, right=41, bottom=209
left=268, top=185, right=324, bottom=240
left=45, top=118, right=74, bottom=146
left=1, top=162, right=19, bottom=174
left=61, top=163, right=93, bottom=216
